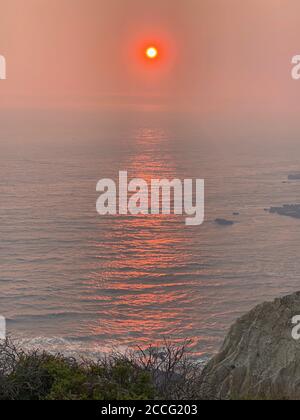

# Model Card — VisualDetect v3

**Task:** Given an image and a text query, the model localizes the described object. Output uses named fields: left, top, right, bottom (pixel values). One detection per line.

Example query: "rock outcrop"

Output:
left=199, top=292, right=300, bottom=400
left=269, top=204, right=300, bottom=219
left=215, top=218, right=235, bottom=226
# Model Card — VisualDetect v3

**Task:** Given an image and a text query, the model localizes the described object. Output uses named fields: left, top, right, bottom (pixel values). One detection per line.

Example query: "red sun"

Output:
left=145, top=46, right=158, bottom=60
left=126, top=31, right=176, bottom=76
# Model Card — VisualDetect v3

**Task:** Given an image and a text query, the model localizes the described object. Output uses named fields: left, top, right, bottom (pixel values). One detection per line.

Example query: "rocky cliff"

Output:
left=199, top=292, right=300, bottom=400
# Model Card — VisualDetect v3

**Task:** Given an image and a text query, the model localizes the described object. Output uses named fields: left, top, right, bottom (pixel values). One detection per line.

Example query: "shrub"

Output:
left=0, top=338, right=202, bottom=400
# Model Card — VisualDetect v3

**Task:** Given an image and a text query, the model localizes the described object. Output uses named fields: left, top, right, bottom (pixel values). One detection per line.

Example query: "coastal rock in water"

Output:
left=269, top=204, right=300, bottom=219
left=215, top=218, right=235, bottom=226
left=199, top=292, right=300, bottom=400
left=288, top=174, right=300, bottom=180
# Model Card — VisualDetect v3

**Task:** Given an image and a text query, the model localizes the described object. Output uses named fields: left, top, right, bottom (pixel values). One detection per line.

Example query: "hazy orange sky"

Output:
left=0, top=0, right=300, bottom=113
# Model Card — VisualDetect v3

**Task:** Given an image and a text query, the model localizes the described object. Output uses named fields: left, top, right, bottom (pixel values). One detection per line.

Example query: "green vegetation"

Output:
left=0, top=339, right=203, bottom=400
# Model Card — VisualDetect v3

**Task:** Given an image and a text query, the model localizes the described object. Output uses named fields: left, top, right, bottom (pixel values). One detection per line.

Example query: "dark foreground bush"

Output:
left=0, top=339, right=203, bottom=400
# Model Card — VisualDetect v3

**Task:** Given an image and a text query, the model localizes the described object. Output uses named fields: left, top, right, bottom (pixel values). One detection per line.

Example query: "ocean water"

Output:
left=1, top=109, right=300, bottom=359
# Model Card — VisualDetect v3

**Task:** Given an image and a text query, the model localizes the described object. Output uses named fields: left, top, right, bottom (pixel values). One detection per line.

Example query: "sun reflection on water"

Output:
left=86, top=127, right=196, bottom=348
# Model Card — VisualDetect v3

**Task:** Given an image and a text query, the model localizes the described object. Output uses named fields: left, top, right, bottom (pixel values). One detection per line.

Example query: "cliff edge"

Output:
left=199, top=292, right=300, bottom=400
